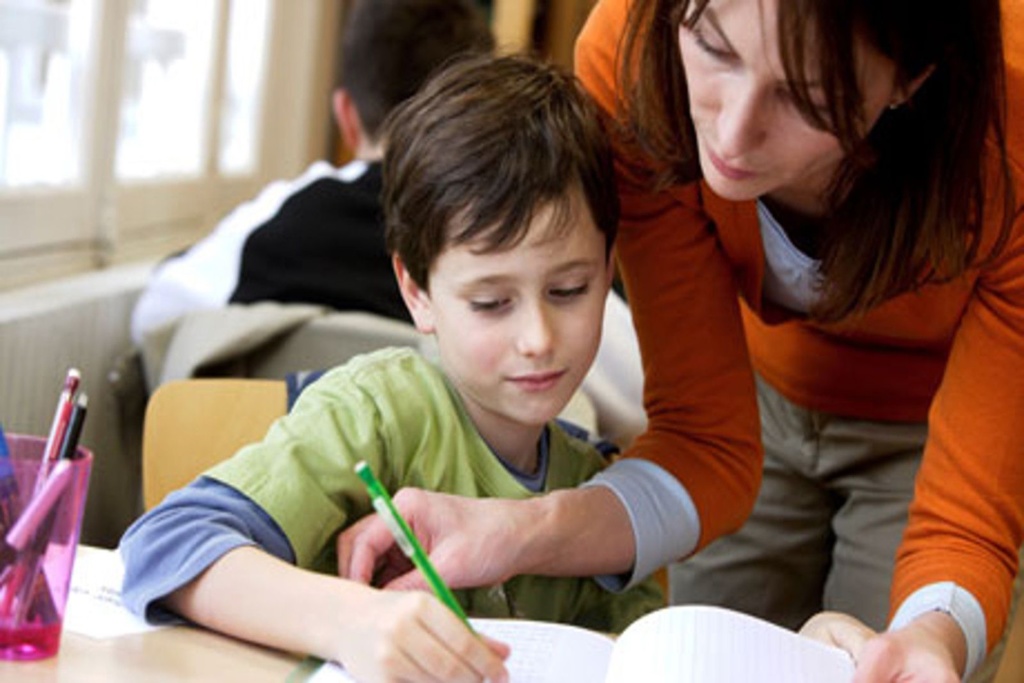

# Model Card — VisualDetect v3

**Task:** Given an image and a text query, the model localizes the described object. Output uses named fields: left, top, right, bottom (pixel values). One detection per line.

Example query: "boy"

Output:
left=119, top=54, right=662, bottom=683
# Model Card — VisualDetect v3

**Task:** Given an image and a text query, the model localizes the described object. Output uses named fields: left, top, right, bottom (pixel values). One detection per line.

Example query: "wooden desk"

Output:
left=0, top=624, right=304, bottom=682
left=0, top=545, right=306, bottom=682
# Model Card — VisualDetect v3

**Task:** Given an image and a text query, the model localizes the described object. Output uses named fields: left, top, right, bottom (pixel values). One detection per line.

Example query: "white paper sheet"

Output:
left=605, top=605, right=855, bottom=683
left=62, top=545, right=170, bottom=639
left=306, top=618, right=615, bottom=683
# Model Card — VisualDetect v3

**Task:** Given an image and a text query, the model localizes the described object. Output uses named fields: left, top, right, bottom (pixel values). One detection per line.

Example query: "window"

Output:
left=0, top=0, right=337, bottom=291
left=116, top=0, right=218, bottom=180
left=219, top=0, right=271, bottom=175
left=0, top=0, right=90, bottom=188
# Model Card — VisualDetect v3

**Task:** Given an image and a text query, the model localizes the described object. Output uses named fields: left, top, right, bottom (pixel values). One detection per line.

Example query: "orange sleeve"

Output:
left=893, top=5, right=1024, bottom=647
left=893, top=174, right=1024, bottom=651
left=575, top=0, right=763, bottom=551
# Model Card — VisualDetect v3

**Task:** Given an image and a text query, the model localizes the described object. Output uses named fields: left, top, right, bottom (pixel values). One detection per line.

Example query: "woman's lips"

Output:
left=708, top=149, right=756, bottom=181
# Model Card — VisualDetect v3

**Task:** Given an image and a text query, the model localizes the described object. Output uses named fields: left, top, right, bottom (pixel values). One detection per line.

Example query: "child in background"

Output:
left=129, top=0, right=494, bottom=344
left=118, top=53, right=663, bottom=683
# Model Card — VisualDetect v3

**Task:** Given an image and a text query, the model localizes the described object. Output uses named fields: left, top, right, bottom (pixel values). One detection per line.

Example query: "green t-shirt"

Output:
left=207, top=347, right=662, bottom=633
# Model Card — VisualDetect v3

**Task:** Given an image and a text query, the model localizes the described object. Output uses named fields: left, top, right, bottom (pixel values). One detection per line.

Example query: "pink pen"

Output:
left=0, top=460, right=72, bottom=620
left=4, top=459, right=73, bottom=552
left=10, top=393, right=88, bottom=552
left=33, top=369, right=80, bottom=496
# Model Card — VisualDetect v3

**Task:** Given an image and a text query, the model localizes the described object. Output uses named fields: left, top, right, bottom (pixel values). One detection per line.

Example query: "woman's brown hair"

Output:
left=620, top=0, right=1017, bottom=321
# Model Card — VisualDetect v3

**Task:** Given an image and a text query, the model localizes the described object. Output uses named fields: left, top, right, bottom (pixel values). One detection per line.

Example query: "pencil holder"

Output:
left=0, top=434, right=92, bottom=661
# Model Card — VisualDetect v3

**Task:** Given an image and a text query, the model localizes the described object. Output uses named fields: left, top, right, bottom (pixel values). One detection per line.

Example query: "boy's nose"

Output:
left=515, top=305, right=555, bottom=357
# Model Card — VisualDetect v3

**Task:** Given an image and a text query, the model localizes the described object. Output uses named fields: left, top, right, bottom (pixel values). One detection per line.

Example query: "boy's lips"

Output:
left=509, top=369, right=566, bottom=392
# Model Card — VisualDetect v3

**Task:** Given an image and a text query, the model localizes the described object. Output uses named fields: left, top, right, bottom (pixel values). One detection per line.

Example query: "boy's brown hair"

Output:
left=339, top=0, right=494, bottom=142
left=383, top=53, right=619, bottom=289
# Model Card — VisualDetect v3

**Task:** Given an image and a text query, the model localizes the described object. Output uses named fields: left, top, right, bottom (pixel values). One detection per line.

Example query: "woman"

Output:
left=339, top=1, right=1024, bottom=680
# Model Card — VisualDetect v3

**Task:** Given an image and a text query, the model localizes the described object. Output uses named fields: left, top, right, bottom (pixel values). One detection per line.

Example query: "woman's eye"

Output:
left=550, top=284, right=589, bottom=299
left=690, top=27, right=731, bottom=60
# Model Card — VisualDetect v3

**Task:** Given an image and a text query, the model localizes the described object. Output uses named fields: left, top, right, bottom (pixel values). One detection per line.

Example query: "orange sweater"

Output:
left=576, top=0, right=1024, bottom=648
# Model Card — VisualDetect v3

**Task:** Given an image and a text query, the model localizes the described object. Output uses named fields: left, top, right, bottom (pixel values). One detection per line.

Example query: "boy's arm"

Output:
left=119, top=477, right=294, bottom=619
left=168, top=545, right=509, bottom=682
left=122, top=480, right=509, bottom=681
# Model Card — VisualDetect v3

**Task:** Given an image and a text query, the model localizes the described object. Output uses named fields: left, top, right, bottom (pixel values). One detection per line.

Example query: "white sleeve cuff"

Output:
left=583, top=458, right=699, bottom=591
left=889, top=581, right=986, bottom=679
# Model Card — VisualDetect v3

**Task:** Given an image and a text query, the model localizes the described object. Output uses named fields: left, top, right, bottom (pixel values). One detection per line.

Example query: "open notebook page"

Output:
left=605, top=605, right=855, bottom=683
left=306, top=617, right=615, bottom=683
left=474, top=618, right=614, bottom=682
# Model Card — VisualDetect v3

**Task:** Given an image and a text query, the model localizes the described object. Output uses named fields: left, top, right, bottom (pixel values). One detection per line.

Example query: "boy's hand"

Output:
left=337, top=587, right=509, bottom=683
left=338, top=488, right=522, bottom=591
left=800, top=610, right=963, bottom=682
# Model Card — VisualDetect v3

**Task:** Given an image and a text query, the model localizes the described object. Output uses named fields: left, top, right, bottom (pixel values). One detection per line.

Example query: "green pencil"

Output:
left=354, top=460, right=473, bottom=629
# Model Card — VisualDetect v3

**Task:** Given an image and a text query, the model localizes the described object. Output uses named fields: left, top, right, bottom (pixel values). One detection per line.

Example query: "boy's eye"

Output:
left=550, top=284, right=589, bottom=299
left=469, top=298, right=509, bottom=312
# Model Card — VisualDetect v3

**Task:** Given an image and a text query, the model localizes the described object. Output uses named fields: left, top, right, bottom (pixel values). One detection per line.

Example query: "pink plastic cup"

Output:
left=0, top=434, right=92, bottom=661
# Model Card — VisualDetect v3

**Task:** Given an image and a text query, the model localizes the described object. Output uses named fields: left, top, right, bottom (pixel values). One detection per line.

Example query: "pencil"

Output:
left=33, top=368, right=80, bottom=495
left=353, top=460, right=473, bottom=629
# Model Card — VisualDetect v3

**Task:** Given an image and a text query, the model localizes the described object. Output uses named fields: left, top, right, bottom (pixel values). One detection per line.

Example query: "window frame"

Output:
left=0, top=0, right=340, bottom=292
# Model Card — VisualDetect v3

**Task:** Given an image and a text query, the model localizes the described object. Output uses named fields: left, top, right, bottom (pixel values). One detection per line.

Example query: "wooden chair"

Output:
left=141, top=378, right=286, bottom=510
left=995, top=577, right=1024, bottom=683
left=141, top=374, right=599, bottom=513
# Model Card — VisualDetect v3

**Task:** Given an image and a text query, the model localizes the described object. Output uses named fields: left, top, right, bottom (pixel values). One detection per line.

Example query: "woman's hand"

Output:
left=337, top=485, right=635, bottom=591
left=333, top=585, right=510, bottom=683
left=337, top=488, right=527, bottom=591
left=800, top=611, right=876, bottom=659
left=800, top=611, right=964, bottom=682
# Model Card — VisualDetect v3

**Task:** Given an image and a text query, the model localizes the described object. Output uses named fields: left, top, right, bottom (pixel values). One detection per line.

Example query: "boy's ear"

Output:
left=393, top=255, right=436, bottom=334
left=332, top=89, right=364, bottom=154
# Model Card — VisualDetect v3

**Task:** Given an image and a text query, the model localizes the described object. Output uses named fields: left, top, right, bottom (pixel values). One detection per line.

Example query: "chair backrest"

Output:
left=141, top=378, right=286, bottom=510
left=995, top=562, right=1024, bottom=683
left=141, top=305, right=423, bottom=393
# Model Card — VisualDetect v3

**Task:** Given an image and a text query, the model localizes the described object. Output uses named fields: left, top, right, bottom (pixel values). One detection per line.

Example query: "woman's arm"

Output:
left=339, top=486, right=635, bottom=590
left=890, top=202, right=1024, bottom=669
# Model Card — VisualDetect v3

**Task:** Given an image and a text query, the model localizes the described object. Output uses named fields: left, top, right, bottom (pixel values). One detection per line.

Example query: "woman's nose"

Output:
left=715, top=80, right=768, bottom=159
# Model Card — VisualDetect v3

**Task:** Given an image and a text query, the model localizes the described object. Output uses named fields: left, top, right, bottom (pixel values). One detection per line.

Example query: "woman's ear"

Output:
left=892, top=64, right=936, bottom=108
left=393, top=255, right=436, bottom=334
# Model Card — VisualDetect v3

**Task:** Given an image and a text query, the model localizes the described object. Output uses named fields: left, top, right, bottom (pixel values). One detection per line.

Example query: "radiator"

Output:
left=0, top=262, right=154, bottom=546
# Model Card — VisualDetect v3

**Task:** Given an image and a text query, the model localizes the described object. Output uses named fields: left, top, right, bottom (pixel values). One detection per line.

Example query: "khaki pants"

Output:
left=670, top=375, right=1014, bottom=681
